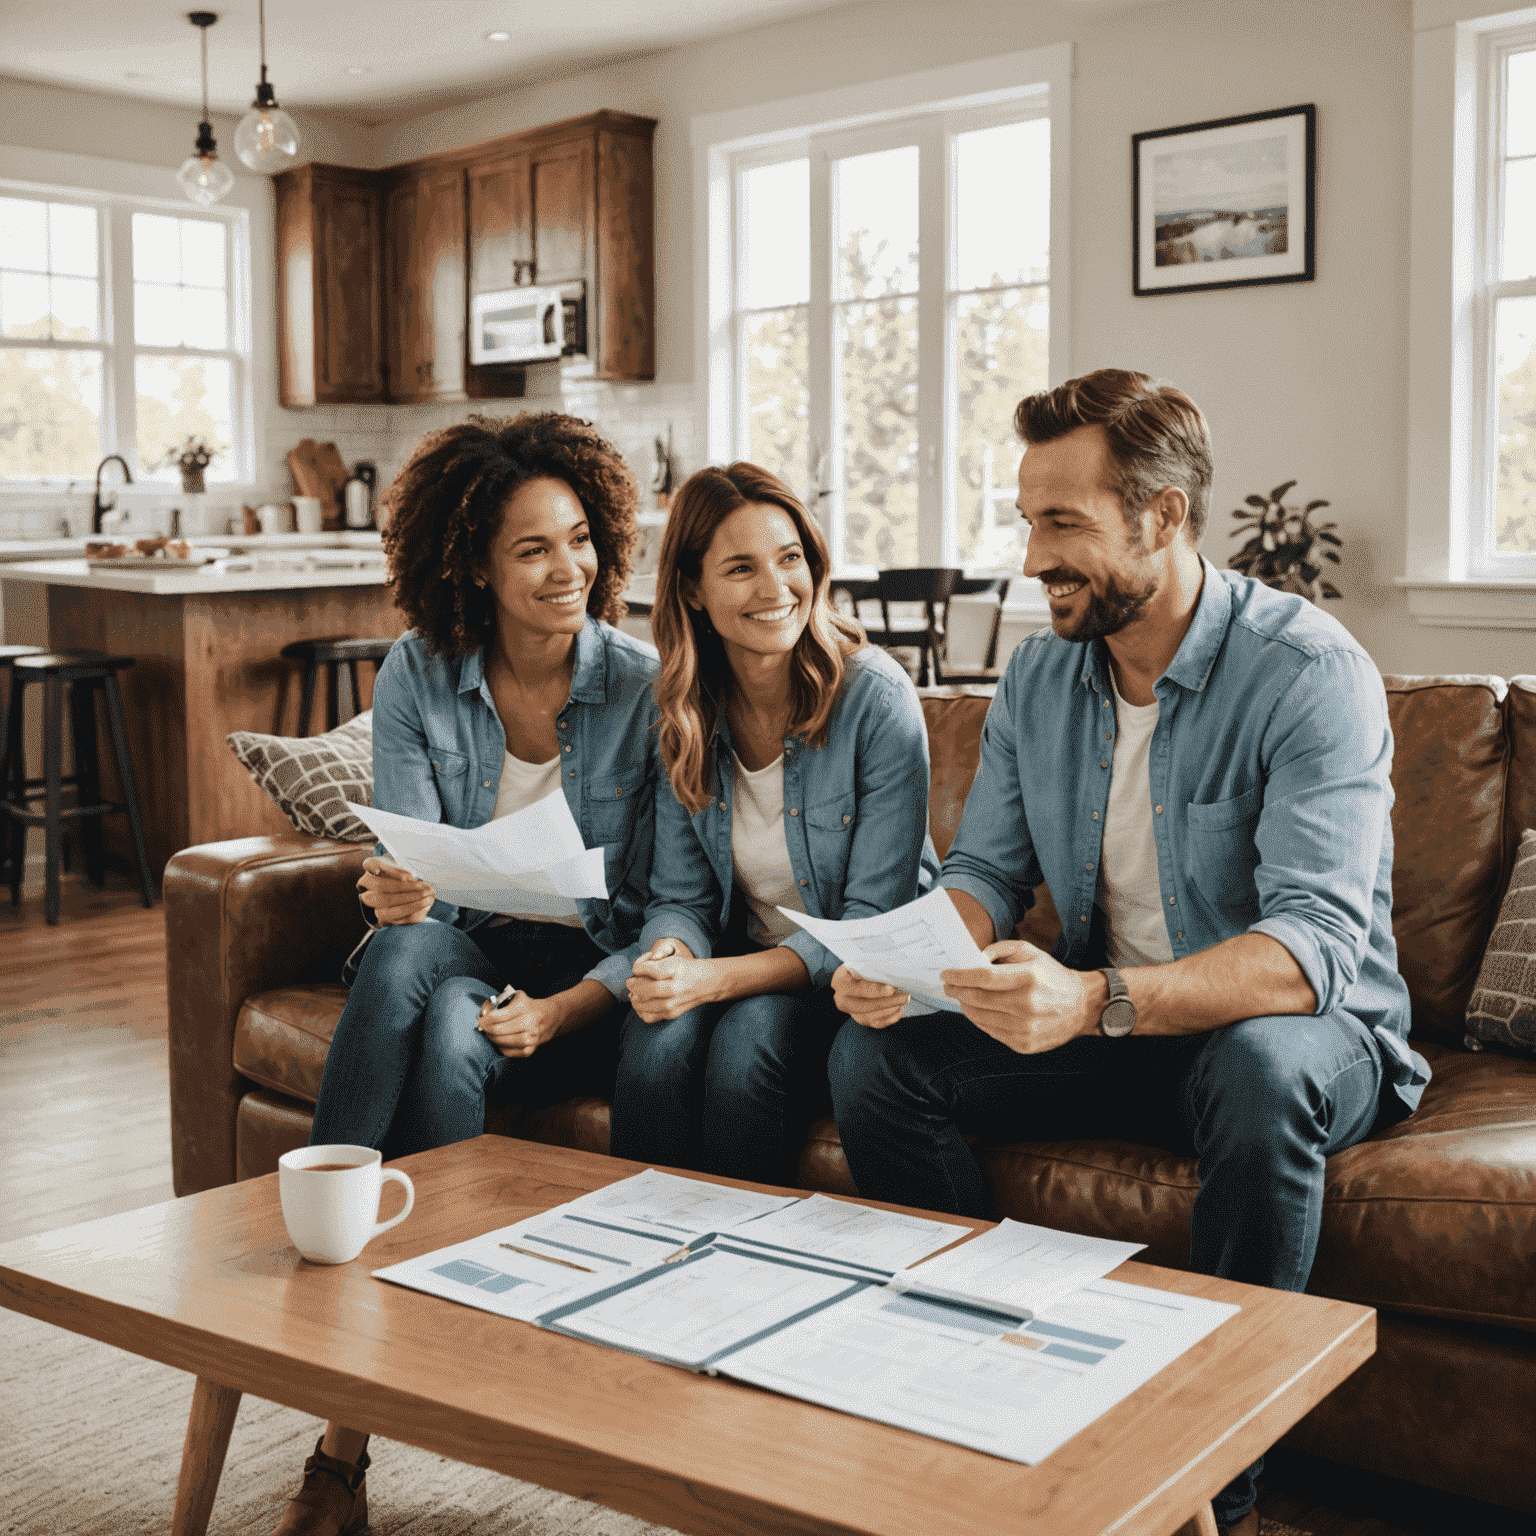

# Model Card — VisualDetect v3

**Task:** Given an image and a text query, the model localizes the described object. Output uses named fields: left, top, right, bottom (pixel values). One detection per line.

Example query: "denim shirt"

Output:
left=639, top=645, right=941, bottom=989
left=370, top=616, right=660, bottom=997
left=940, top=559, right=1429, bottom=1113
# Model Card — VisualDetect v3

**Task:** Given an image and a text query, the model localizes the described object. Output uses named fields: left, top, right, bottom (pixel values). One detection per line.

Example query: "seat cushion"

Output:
left=233, top=983, right=349, bottom=1103
left=981, top=1042, right=1536, bottom=1332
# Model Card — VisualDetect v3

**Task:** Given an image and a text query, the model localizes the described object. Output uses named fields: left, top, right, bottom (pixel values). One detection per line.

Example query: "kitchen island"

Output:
left=1, top=552, right=403, bottom=876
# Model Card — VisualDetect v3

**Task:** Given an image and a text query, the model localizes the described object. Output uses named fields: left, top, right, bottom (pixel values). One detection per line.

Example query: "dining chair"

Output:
left=868, top=568, right=962, bottom=686
left=928, top=578, right=1012, bottom=686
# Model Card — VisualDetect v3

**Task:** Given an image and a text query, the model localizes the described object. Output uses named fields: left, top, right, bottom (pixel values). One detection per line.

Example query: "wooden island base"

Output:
left=21, top=582, right=403, bottom=876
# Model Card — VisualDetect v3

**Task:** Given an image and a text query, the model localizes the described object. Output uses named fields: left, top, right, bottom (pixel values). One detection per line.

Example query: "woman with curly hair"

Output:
left=279, top=413, right=657, bottom=1536
left=607, top=462, right=939, bottom=1187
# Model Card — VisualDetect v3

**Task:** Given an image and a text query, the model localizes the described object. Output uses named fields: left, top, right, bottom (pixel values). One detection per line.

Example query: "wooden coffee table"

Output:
left=0, top=1136, right=1373, bottom=1536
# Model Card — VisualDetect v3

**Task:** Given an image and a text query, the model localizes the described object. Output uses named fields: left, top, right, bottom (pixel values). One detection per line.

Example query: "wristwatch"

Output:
left=1097, top=966, right=1137, bottom=1037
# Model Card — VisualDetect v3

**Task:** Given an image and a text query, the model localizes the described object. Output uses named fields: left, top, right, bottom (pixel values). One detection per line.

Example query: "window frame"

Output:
left=0, top=181, right=253, bottom=488
left=696, top=43, right=1072, bottom=579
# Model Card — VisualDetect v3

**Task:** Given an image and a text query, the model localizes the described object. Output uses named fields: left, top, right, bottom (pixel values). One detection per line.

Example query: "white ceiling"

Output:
left=0, top=0, right=862, bottom=122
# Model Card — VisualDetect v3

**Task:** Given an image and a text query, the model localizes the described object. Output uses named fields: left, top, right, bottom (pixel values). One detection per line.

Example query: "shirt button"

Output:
left=1105, top=732, right=1111, bottom=741
left=483, top=779, right=491, bottom=788
left=558, top=719, right=567, bottom=729
left=615, top=786, right=623, bottom=797
left=789, top=807, right=799, bottom=816
left=1177, top=930, right=1184, bottom=940
left=1079, top=913, right=1088, bottom=922
left=1155, top=805, right=1163, bottom=814
left=1168, top=895, right=1177, bottom=905
left=1102, top=699, right=1110, bottom=708
left=1100, top=759, right=1108, bottom=769
left=842, top=814, right=851, bottom=824
left=799, top=878, right=808, bottom=887
left=1092, top=810, right=1099, bottom=820
left=1086, top=862, right=1094, bottom=871
left=568, top=769, right=575, bottom=778
left=564, top=744, right=573, bottom=753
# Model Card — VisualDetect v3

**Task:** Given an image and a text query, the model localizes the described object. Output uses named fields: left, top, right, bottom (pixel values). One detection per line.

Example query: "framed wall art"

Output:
left=1132, top=103, right=1315, bottom=296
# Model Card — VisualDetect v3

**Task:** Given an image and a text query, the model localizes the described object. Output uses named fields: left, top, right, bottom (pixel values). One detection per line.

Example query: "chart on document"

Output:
left=567, top=1167, right=799, bottom=1237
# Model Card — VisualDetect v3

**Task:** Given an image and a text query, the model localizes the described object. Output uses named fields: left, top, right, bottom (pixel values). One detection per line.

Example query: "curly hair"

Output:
left=381, top=412, right=638, bottom=655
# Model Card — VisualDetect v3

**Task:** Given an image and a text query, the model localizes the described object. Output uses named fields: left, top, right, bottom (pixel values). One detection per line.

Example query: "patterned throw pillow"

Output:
left=1465, top=827, right=1536, bottom=1057
left=227, top=712, right=375, bottom=843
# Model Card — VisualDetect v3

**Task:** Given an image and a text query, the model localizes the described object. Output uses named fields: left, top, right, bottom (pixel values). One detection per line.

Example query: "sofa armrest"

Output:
left=165, top=833, right=370, bottom=1196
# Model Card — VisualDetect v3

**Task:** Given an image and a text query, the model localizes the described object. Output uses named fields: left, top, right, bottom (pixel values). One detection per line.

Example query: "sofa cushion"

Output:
left=233, top=984, right=350, bottom=1104
left=980, top=1041, right=1536, bottom=1332
left=1465, top=827, right=1536, bottom=1057
left=227, top=712, right=376, bottom=843
left=1382, top=677, right=1508, bottom=1045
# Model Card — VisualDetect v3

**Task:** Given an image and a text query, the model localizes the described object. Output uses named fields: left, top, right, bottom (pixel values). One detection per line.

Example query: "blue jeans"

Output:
left=610, top=988, right=844, bottom=1184
left=311, top=918, right=618, bottom=1159
left=828, top=1009, right=1385, bottom=1525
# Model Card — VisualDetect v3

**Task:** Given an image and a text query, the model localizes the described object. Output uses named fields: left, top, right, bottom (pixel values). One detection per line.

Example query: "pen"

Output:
left=499, top=1242, right=594, bottom=1274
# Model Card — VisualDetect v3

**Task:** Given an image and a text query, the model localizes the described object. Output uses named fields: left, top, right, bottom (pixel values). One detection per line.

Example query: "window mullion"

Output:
left=108, top=202, right=137, bottom=473
left=916, top=119, right=948, bottom=567
left=807, top=147, right=835, bottom=558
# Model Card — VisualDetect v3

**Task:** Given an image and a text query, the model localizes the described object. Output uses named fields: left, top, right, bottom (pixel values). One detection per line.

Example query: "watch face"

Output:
left=1100, top=998, right=1137, bottom=1037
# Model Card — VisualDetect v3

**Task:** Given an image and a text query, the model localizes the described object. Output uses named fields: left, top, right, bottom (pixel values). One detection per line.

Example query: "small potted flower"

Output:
left=1228, top=480, right=1342, bottom=604
left=151, top=435, right=221, bottom=495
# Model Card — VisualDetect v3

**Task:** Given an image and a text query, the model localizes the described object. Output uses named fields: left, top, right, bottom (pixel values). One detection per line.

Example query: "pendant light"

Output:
left=234, top=0, right=300, bottom=173
left=176, top=12, right=235, bottom=207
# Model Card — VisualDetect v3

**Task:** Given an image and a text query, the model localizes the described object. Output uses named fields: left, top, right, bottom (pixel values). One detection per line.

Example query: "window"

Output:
left=1482, top=35, right=1536, bottom=569
left=0, top=189, right=247, bottom=485
left=727, top=101, right=1051, bottom=571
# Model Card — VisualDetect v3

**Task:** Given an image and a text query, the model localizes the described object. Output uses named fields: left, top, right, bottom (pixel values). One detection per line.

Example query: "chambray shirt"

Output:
left=941, top=559, right=1429, bottom=1113
left=640, top=646, right=941, bottom=989
left=370, top=616, right=661, bottom=997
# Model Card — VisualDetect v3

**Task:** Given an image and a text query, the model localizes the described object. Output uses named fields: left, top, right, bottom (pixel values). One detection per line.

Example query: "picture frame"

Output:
left=1132, top=103, right=1315, bottom=296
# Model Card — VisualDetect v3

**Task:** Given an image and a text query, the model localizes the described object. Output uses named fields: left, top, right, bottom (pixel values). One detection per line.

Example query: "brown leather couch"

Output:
left=166, top=678, right=1536, bottom=1513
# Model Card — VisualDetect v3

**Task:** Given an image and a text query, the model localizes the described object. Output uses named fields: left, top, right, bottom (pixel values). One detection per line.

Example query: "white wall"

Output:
left=4, top=0, right=1528, bottom=674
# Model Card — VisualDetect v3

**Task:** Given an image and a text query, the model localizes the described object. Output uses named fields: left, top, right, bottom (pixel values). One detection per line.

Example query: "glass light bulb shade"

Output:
left=177, top=152, right=235, bottom=206
left=235, top=105, right=301, bottom=172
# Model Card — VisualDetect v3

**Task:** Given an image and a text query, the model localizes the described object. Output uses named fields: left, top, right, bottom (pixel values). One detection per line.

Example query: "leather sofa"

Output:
left=165, top=677, right=1536, bottom=1513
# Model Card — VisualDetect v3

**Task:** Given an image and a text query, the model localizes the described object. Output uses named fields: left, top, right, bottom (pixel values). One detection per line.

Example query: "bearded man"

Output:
left=827, top=368, right=1428, bottom=1535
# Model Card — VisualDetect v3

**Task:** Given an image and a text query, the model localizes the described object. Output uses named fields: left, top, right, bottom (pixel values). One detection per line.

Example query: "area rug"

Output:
left=0, top=1310, right=679, bottom=1535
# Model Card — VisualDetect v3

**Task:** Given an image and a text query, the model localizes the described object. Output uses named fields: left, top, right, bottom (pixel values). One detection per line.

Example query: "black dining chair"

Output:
left=928, top=578, right=1011, bottom=686
left=867, top=568, right=962, bottom=686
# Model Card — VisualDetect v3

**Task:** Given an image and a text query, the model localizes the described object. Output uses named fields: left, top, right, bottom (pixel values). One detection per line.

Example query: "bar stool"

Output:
left=0, top=645, right=45, bottom=894
left=2, top=650, right=154, bottom=924
left=281, top=637, right=395, bottom=736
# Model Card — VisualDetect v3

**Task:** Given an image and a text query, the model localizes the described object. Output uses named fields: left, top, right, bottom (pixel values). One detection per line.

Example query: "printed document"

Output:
left=724, top=1276, right=1238, bottom=1465
left=776, top=887, right=990, bottom=1013
left=562, top=1166, right=799, bottom=1236
left=729, top=1193, right=968, bottom=1276
left=892, top=1218, right=1145, bottom=1318
left=347, top=792, right=607, bottom=918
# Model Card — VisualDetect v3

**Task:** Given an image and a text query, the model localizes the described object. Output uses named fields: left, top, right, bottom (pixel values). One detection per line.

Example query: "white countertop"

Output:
left=0, top=530, right=384, bottom=563
left=0, top=554, right=390, bottom=596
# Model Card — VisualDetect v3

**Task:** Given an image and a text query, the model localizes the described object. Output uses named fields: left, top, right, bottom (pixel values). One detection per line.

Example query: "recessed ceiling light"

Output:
left=344, top=65, right=368, bottom=75
left=485, top=31, right=511, bottom=42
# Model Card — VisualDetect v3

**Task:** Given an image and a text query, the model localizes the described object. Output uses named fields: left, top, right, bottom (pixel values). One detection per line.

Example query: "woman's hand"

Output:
left=831, top=963, right=909, bottom=1029
left=477, top=990, right=568, bottom=1058
left=625, top=938, right=720, bottom=1022
left=358, top=858, right=435, bottom=925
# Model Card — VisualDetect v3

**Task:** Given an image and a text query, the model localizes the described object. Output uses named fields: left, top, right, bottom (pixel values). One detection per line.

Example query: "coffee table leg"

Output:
left=1170, top=1504, right=1219, bottom=1536
left=171, top=1377, right=243, bottom=1536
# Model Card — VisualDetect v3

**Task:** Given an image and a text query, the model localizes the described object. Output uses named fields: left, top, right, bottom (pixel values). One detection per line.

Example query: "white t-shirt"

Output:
left=488, top=749, right=585, bottom=928
left=731, top=753, right=808, bottom=947
left=1098, top=671, right=1175, bottom=968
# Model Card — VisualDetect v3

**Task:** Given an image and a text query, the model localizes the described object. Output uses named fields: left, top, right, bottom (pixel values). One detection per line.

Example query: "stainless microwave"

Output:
left=470, top=284, right=585, bottom=366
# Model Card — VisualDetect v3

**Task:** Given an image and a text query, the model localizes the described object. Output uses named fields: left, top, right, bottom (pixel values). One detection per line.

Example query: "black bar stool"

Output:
left=0, top=645, right=45, bottom=895
left=281, top=637, right=395, bottom=736
left=2, top=650, right=154, bottom=924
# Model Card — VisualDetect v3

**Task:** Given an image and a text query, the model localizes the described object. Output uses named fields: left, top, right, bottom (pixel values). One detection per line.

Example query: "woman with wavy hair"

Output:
left=608, top=461, right=938, bottom=1185
left=277, top=413, right=657, bottom=1536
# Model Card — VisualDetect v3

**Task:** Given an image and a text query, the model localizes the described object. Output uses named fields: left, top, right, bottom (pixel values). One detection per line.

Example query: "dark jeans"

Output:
left=827, top=1008, right=1385, bottom=1526
left=310, top=918, right=617, bottom=1159
left=610, top=981, right=844, bottom=1186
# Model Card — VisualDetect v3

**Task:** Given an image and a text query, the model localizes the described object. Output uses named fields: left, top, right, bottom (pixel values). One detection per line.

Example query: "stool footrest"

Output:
left=3, top=800, right=125, bottom=826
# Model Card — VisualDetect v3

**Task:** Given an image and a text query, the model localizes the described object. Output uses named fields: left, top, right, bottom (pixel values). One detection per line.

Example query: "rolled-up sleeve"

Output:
left=637, top=776, right=721, bottom=964
left=938, top=661, right=1042, bottom=943
left=1248, top=648, right=1391, bottom=1016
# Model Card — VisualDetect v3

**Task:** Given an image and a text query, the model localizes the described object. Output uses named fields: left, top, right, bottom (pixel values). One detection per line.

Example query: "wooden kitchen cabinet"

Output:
left=275, top=164, right=385, bottom=407
left=384, top=164, right=466, bottom=402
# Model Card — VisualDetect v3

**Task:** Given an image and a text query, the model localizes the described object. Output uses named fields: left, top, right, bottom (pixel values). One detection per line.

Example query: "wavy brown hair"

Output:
left=653, top=462, right=863, bottom=814
left=381, top=412, right=637, bottom=656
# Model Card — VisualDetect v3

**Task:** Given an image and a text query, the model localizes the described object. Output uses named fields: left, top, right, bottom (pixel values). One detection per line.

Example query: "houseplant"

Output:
left=1228, top=480, right=1342, bottom=603
left=151, top=435, right=220, bottom=494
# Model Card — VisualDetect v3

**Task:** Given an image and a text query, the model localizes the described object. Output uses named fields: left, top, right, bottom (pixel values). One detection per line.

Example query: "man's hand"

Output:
left=358, top=858, right=435, bottom=925
left=941, top=939, right=1102, bottom=1053
left=831, top=963, right=910, bottom=1029
left=477, top=989, right=568, bottom=1058
left=625, top=939, right=719, bottom=1022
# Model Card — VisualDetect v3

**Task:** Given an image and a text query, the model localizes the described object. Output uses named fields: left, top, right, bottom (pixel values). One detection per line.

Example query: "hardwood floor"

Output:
left=0, top=874, right=1502, bottom=1536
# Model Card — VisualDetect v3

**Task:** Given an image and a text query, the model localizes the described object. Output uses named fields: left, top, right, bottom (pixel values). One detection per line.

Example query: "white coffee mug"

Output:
left=257, top=501, right=292, bottom=535
left=278, top=1144, right=414, bottom=1264
left=293, top=496, right=323, bottom=535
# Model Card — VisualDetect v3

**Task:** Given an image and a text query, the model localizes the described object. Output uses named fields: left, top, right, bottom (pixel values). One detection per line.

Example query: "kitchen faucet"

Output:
left=92, top=454, right=132, bottom=535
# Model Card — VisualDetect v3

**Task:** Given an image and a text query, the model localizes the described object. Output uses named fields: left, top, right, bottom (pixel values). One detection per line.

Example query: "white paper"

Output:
left=892, top=1218, right=1144, bottom=1319
left=372, top=1203, right=682, bottom=1321
left=563, top=1167, right=799, bottom=1237
left=776, top=887, right=989, bottom=1014
left=723, top=1276, right=1238, bottom=1465
left=730, top=1193, right=969, bottom=1277
left=346, top=793, right=607, bottom=917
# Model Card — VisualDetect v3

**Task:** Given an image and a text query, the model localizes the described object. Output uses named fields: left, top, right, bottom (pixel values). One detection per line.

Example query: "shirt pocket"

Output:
left=1184, top=785, right=1263, bottom=921
left=584, top=767, right=644, bottom=849
left=804, top=791, right=857, bottom=899
left=426, top=747, right=471, bottom=823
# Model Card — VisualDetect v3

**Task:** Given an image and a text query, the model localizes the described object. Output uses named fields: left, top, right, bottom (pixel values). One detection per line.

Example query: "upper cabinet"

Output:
left=276, top=111, right=655, bottom=406
left=275, top=165, right=385, bottom=408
